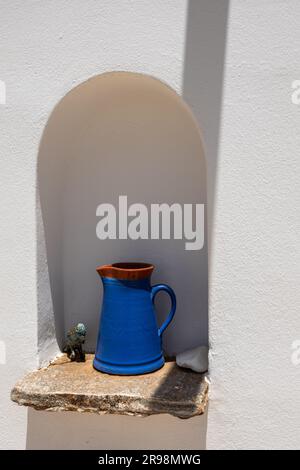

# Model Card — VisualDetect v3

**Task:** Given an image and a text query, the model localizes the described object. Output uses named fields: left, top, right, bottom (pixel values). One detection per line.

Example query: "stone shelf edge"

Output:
left=11, top=354, right=209, bottom=419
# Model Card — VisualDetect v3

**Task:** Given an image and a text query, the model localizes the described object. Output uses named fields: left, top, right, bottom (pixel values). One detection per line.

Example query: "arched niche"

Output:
left=37, top=72, right=208, bottom=358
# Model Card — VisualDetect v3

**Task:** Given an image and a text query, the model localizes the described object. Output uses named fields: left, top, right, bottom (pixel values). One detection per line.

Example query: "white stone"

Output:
left=176, top=346, right=208, bottom=373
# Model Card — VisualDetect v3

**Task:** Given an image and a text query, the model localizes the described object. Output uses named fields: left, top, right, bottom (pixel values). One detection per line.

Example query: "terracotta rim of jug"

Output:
left=97, top=262, right=154, bottom=280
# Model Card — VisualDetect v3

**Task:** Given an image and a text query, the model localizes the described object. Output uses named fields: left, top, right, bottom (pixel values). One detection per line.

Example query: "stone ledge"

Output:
left=11, top=354, right=208, bottom=419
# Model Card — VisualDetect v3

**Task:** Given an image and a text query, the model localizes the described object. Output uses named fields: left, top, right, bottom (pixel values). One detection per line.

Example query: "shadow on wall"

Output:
left=150, top=0, right=229, bottom=434
left=183, top=0, right=229, bottom=245
left=26, top=408, right=208, bottom=450
left=37, top=72, right=208, bottom=357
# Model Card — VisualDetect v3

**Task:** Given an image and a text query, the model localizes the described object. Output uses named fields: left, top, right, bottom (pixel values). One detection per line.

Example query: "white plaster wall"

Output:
left=206, top=0, right=300, bottom=450
left=1, top=0, right=300, bottom=450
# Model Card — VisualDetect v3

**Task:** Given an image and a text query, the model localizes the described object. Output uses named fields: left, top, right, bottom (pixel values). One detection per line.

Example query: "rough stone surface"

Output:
left=176, top=346, right=208, bottom=373
left=11, top=355, right=208, bottom=419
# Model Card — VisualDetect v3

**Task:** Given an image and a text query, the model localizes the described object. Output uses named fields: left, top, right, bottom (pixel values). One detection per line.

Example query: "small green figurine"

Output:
left=64, top=323, right=87, bottom=362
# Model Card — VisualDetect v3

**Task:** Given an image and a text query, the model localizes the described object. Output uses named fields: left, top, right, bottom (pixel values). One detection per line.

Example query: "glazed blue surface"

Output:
left=93, top=277, right=176, bottom=375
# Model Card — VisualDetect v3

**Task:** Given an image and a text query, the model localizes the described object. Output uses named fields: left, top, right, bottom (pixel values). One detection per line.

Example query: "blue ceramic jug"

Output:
left=93, top=262, right=176, bottom=375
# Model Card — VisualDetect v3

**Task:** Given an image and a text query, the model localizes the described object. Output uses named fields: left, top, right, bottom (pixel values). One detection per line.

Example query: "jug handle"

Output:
left=151, top=284, right=176, bottom=337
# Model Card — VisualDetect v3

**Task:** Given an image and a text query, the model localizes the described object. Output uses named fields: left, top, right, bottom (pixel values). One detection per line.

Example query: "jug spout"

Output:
left=96, top=262, right=154, bottom=281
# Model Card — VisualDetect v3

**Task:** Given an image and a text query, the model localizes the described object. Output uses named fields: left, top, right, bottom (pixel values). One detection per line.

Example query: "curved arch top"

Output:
left=37, top=71, right=208, bottom=359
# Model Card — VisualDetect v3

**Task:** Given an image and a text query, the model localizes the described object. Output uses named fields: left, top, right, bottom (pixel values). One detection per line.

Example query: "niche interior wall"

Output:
left=37, top=72, right=207, bottom=359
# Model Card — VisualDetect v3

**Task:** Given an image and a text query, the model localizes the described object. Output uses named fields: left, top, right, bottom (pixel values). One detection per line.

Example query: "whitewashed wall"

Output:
left=206, top=0, right=300, bottom=449
left=0, top=0, right=300, bottom=450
